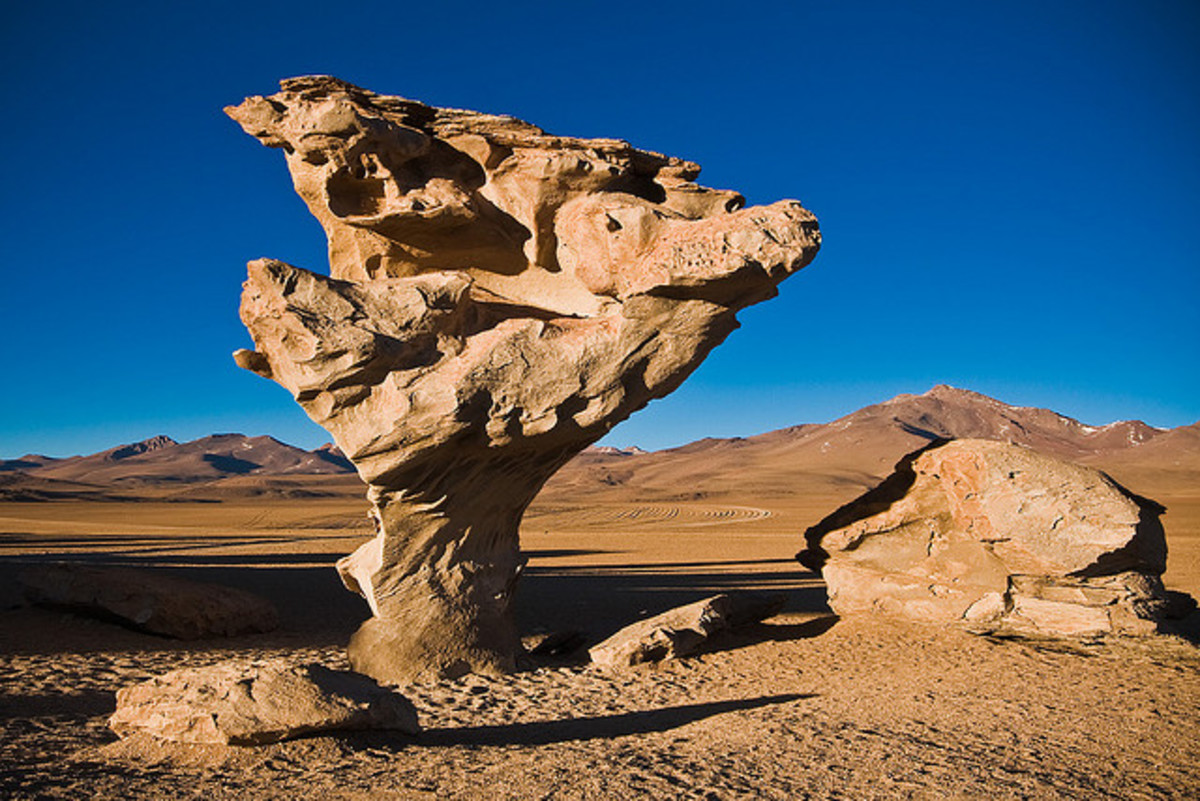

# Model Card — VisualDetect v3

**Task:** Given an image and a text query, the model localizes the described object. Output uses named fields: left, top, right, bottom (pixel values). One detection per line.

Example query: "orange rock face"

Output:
left=227, top=77, right=821, bottom=682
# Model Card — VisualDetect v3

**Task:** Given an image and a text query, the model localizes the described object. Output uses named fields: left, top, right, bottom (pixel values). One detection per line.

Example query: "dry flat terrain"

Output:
left=2, top=387, right=1198, bottom=798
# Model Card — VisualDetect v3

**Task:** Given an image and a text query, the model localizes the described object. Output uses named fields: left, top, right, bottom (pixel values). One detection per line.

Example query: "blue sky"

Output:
left=2, top=0, right=1197, bottom=457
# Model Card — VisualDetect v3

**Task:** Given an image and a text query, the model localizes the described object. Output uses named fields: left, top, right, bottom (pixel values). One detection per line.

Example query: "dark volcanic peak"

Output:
left=191, top=433, right=250, bottom=444
left=312, top=442, right=354, bottom=469
left=105, top=435, right=179, bottom=461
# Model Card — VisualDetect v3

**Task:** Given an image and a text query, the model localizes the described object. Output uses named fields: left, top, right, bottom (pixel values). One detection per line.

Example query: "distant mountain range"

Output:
left=2, top=385, right=1196, bottom=502
left=0, top=435, right=354, bottom=501
left=540, top=385, right=1199, bottom=505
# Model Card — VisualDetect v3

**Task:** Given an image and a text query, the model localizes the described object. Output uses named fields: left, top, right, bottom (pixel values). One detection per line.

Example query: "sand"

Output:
left=2, top=483, right=1198, bottom=798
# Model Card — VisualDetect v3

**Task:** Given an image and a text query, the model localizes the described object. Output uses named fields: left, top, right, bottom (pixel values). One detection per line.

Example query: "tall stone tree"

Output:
left=227, top=76, right=821, bottom=683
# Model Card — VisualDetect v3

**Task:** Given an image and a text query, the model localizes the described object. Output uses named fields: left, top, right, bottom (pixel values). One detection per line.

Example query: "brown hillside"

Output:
left=18, top=434, right=354, bottom=487
left=541, top=385, right=1194, bottom=507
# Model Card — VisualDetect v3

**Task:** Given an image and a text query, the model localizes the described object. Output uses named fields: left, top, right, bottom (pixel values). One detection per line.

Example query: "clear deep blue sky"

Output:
left=2, top=0, right=1197, bottom=457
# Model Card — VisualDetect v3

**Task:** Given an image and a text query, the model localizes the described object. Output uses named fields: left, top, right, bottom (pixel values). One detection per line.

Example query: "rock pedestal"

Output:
left=227, top=77, right=820, bottom=683
left=797, top=439, right=1173, bottom=637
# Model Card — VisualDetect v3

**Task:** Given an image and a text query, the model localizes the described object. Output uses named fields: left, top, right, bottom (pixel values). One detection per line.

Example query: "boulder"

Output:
left=797, top=439, right=1173, bottom=637
left=108, top=659, right=419, bottom=745
left=589, top=591, right=785, bottom=668
left=226, top=76, right=820, bottom=683
left=19, top=563, right=279, bottom=639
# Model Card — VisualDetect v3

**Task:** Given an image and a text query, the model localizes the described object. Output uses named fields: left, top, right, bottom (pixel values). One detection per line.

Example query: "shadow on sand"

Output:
left=413, top=693, right=814, bottom=748
left=517, top=561, right=830, bottom=641
left=696, top=615, right=840, bottom=656
left=0, top=543, right=830, bottom=656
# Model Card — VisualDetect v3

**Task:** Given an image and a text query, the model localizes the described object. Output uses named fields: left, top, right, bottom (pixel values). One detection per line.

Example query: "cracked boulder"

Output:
left=226, top=77, right=820, bottom=683
left=796, top=439, right=1175, bottom=637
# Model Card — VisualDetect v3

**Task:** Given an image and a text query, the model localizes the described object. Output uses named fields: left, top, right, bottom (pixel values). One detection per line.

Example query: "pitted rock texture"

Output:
left=108, top=660, right=419, bottom=745
left=797, top=439, right=1172, bottom=638
left=227, top=77, right=820, bottom=683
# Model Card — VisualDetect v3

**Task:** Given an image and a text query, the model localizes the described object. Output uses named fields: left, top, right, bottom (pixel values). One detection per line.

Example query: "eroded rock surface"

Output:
left=797, top=439, right=1173, bottom=637
left=227, top=77, right=820, bottom=683
left=20, top=564, right=279, bottom=639
left=109, top=660, right=419, bottom=745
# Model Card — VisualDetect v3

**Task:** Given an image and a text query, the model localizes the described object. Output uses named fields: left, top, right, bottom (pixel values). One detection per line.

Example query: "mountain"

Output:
left=585, top=446, right=648, bottom=457
left=0, top=472, right=125, bottom=502
left=2, top=433, right=355, bottom=491
left=539, top=385, right=1196, bottom=505
left=103, top=434, right=179, bottom=461
left=2, top=386, right=1194, bottom=504
left=0, top=454, right=64, bottom=472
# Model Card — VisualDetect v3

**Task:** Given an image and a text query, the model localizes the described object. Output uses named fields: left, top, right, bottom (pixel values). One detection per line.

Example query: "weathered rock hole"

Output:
left=327, top=174, right=388, bottom=217
left=604, top=173, right=667, bottom=203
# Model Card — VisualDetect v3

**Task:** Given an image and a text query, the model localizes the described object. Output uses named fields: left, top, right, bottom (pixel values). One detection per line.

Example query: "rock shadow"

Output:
left=1162, top=604, right=1200, bottom=644
left=516, top=562, right=830, bottom=643
left=416, top=693, right=814, bottom=747
left=696, top=614, right=840, bottom=657
left=1, top=553, right=830, bottom=657
left=0, top=689, right=115, bottom=719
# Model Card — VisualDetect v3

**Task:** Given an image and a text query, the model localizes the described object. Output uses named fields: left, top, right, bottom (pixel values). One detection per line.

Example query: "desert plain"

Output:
left=1, top=387, right=1198, bottom=799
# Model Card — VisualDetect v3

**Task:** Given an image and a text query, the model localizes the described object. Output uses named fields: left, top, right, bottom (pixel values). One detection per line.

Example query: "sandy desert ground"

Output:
left=1, top=462, right=1198, bottom=800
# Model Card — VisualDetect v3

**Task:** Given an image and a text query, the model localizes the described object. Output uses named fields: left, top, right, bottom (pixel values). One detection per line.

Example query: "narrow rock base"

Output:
left=348, top=613, right=521, bottom=685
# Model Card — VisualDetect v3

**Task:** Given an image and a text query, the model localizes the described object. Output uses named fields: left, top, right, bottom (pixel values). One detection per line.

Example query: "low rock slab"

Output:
left=20, top=563, right=279, bottom=639
left=797, top=439, right=1174, bottom=637
left=109, top=659, right=419, bottom=745
left=589, top=591, right=784, bottom=668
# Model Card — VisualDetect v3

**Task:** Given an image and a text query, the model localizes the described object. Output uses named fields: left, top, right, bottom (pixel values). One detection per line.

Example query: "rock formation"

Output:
left=589, top=592, right=785, bottom=669
left=797, top=439, right=1174, bottom=637
left=20, top=564, right=279, bottom=639
left=109, top=660, right=419, bottom=744
left=226, top=77, right=820, bottom=683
